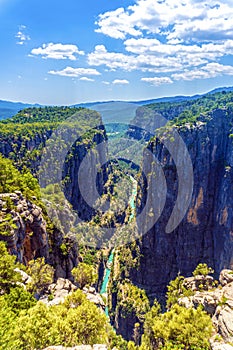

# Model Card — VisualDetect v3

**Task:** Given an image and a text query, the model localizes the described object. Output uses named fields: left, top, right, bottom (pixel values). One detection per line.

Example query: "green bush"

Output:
left=0, top=241, right=22, bottom=293
left=26, top=257, right=54, bottom=295
left=141, top=304, right=213, bottom=350
left=72, top=262, right=97, bottom=289
left=192, top=263, right=214, bottom=277
left=10, top=290, right=108, bottom=349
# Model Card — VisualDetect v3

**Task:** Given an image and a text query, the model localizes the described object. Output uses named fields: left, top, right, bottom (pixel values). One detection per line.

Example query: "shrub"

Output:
left=0, top=241, right=22, bottom=293
left=141, top=304, right=212, bottom=350
left=72, top=262, right=97, bottom=289
left=26, top=258, right=54, bottom=295
left=192, top=263, right=214, bottom=277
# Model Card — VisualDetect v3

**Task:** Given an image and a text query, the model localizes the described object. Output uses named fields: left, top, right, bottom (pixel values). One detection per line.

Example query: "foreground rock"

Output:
left=210, top=339, right=233, bottom=350
left=179, top=270, right=233, bottom=345
left=39, top=278, right=105, bottom=310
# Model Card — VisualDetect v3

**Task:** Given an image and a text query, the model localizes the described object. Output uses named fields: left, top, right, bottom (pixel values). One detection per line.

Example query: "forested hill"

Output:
left=128, top=90, right=233, bottom=138
left=148, top=89, right=233, bottom=119
left=3, top=106, right=84, bottom=124
left=0, top=106, right=103, bottom=174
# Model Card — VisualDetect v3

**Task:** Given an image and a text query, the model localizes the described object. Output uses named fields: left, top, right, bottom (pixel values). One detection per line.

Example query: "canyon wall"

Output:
left=130, top=108, right=233, bottom=300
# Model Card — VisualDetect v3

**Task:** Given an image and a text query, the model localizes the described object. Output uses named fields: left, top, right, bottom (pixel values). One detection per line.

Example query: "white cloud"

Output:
left=112, top=79, right=129, bottom=84
left=102, top=81, right=110, bottom=85
left=88, top=45, right=183, bottom=73
left=92, top=1, right=233, bottom=83
left=79, top=77, right=95, bottom=82
left=31, top=43, right=84, bottom=60
left=141, top=76, right=173, bottom=85
left=49, top=67, right=101, bottom=77
left=172, top=63, right=233, bottom=81
left=124, top=38, right=233, bottom=59
left=95, top=0, right=233, bottom=43
left=16, top=25, right=30, bottom=45
left=95, top=7, right=141, bottom=39
left=88, top=45, right=134, bottom=71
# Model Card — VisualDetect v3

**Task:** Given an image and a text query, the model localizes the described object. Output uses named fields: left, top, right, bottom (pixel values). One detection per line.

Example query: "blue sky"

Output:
left=1, top=0, right=233, bottom=104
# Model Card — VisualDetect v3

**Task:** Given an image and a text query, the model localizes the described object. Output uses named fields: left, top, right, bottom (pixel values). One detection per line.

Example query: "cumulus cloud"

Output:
left=88, top=45, right=134, bottom=71
left=48, top=67, right=101, bottom=77
left=95, top=0, right=233, bottom=43
left=141, top=76, right=173, bottom=85
left=95, top=7, right=142, bottom=39
left=112, top=79, right=129, bottom=84
left=79, top=77, right=95, bottom=81
left=16, top=25, right=30, bottom=45
left=124, top=38, right=233, bottom=60
left=172, top=63, right=233, bottom=81
left=88, top=45, right=183, bottom=73
left=31, top=43, right=84, bottom=60
left=92, top=1, right=233, bottom=83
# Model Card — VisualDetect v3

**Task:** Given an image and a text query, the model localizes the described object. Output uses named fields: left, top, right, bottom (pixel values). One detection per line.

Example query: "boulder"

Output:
left=183, top=275, right=214, bottom=292
left=220, top=270, right=233, bottom=287
left=40, top=278, right=77, bottom=305
left=179, top=279, right=233, bottom=343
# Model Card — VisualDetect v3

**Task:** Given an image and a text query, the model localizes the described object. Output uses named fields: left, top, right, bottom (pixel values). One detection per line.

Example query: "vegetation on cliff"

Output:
left=0, top=106, right=104, bottom=175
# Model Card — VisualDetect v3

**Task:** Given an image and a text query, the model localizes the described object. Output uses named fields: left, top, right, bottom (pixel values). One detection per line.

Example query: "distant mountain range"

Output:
left=0, top=101, right=41, bottom=120
left=1, top=86, right=233, bottom=121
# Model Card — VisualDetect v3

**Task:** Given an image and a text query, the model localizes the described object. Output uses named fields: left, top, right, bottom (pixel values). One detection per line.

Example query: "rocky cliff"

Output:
left=0, top=107, right=110, bottom=275
left=63, top=125, right=109, bottom=222
left=0, top=191, right=78, bottom=279
left=178, top=269, right=233, bottom=348
left=130, top=108, right=233, bottom=300
left=0, top=129, right=53, bottom=174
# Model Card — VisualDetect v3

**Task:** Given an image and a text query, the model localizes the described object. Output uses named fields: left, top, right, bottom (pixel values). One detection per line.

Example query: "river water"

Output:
left=100, top=175, right=137, bottom=316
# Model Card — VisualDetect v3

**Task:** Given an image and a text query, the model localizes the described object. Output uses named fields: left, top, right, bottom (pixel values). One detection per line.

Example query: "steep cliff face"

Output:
left=0, top=130, right=53, bottom=174
left=0, top=191, right=78, bottom=279
left=131, top=108, right=233, bottom=299
left=0, top=108, right=110, bottom=277
left=63, top=126, right=109, bottom=221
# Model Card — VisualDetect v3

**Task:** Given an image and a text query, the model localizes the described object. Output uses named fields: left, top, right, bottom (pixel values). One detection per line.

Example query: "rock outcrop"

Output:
left=39, top=278, right=105, bottom=310
left=0, top=192, right=48, bottom=263
left=0, top=192, right=78, bottom=278
left=63, top=126, right=109, bottom=222
left=0, top=129, right=53, bottom=174
left=179, top=270, right=233, bottom=348
left=130, top=108, right=233, bottom=299
left=39, top=277, right=78, bottom=305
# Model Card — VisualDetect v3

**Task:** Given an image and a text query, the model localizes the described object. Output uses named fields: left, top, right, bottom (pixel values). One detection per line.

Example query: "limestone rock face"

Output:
left=212, top=282, right=233, bottom=343
left=63, top=128, right=109, bottom=222
left=130, top=108, right=233, bottom=299
left=39, top=278, right=77, bottom=305
left=0, top=192, right=48, bottom=263
left=210, top=340, right=233, bottom=350
left=39, top=279, right=105, bottom=311
left=179, top=275, right=233, bottom=343
left=182, top=275, right=214, bottom=292
left=219, top=270, right=233, bottom=286
left=83, top=286, right=105, bottom=310
left=0, top=192, right=78, bottom=279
